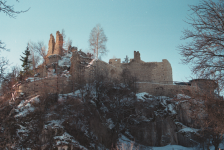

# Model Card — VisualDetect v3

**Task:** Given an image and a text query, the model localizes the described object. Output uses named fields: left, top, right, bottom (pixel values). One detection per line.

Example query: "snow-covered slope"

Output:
left=0, top=90, right=223, bottom=150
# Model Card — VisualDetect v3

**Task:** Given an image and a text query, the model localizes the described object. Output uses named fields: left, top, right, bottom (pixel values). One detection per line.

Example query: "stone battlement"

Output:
left=14, top=31, right=218, bottom=98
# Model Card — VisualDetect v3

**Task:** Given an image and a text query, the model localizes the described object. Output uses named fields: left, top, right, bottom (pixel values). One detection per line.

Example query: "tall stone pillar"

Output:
left=46, top=34, right=55, bottom=57
left=54, top=31, right=63, bottom=55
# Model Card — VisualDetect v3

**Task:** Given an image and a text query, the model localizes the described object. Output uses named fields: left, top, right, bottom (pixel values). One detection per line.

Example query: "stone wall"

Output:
left=20, top=31, right=210, bottom=98
left=190, top=79, right=218, bottom=95
left=35, top=65, right=46, bottom=78
left=108, top=51, right=172, bottom=83
left=137, top=82, right=199, bottom=97
left=46, top=55, right=61, bottom=65
left=109, top=59, right=121, bottom=68
left=17, top=77, right=73, bottom=96
left=121, top=59, right=172, bottom=83
left=88, top=60, right=123, bottom=80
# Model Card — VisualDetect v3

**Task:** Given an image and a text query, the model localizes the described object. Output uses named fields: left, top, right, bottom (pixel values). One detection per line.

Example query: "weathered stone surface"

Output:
left=54, top=31, right=63, bottom=56
left=25, top=30, right=217, bottom=98
left=46, top=34, right=55, bottom=57
left=134, top=50, right=141, bottom=62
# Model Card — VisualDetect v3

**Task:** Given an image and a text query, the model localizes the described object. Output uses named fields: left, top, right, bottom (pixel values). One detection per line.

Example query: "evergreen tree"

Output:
left=20, top=45, right=32, bottom=76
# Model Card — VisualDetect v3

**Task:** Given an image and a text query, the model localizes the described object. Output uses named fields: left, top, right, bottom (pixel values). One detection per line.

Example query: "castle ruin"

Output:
left=14, top=31, right=218, bottom=97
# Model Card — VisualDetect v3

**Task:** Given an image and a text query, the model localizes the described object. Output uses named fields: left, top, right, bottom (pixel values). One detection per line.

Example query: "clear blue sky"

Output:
left=1, top=0, right=205, bottom=82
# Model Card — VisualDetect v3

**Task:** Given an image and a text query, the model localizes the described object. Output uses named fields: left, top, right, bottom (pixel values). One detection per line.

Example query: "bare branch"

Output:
left=0, top=0, right=30, bottom=18
left=89, top=24, right=108, bottom=59
left=179, top=0, right=224, bottom=88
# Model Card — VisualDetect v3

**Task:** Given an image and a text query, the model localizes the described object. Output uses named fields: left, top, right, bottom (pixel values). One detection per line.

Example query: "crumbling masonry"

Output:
left=15, top=31, right=218, bottom=97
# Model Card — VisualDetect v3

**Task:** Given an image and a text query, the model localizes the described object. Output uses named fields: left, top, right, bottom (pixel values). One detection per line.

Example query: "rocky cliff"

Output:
left=0, top=87, right=209, bottom=150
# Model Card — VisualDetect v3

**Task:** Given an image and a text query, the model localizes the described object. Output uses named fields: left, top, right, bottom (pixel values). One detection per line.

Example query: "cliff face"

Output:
left=0, top=89, right=205, bottom=150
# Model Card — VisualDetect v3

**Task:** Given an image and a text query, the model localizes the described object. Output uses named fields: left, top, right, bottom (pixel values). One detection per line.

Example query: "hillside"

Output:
left=0, top=86, right=218, bottom=149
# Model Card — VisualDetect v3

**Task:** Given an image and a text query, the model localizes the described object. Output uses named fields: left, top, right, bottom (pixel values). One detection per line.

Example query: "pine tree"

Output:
left=20, top=45, right=32, bottom=76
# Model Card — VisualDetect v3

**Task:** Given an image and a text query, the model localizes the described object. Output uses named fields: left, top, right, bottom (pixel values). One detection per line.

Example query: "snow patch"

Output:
left=136, top=92, right=153, bottom=101
left=176, top=94, right=191, bottom=99
left=54, top=132, right=88, bottom=150
left=61, top=70, right=71, bottom=79
left=15, top=95, right=40, bottom=118
left=58, top=52, right=72, bottom=67
left=106, top=118, right=115, bottom=129
left=100, top=103, right=108, bottom=113
left=44, top=120, right=64, bottom=130
left=118, top=134, right=198, bottom=150
left=179, top=127, right=199, bottom=134
left=87, top=59, right=96, bottom=67
left=47, top=69, right=57, bottom=77
left=25, top=77, right=43, bottom=82
left=17, top=125, right=29, bottom=134
left=167, top=104, right=176, bottom=115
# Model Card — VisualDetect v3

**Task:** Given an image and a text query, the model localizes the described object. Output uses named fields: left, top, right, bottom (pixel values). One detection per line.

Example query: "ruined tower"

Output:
left=46, top=34, right=55, bottom=57
left=54, top=31, right=63, bottom=56
left=134, top=51, right=140, bottom=61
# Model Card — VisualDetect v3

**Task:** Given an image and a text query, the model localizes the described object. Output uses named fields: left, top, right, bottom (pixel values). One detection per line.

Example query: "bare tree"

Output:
left=63, top=38, right=72, bottom=54
left=11, top=65, right=21, bottom=79
left=29, top=50, right=40, bottom=70
left=0, top=57, right=9, bottom=83
left=178, top=1, right=224, bottom=148
left=61, top=29, right=73, bottom=54
left=29, top=41, right=47, bottom=65
left=1, top=0, right=29, bottom=51
left=0, top=41, right=9, bottom=81
left=89, top=24, right=108, bottom=59
left=0, top=40, right=9, bottom=52
left=0, top=65, right=20, bottom=96
left=28, top=43, right=40, bottom=70
left=179, top=0, right=224, bottom=91
left=175, top=89, right=224, bottom=150
left=0, top=1, right=29, bottom=81
left=0, top=0, right=29, bottom=18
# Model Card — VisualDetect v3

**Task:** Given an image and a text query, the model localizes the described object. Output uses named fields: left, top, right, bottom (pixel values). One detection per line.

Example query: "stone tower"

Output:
left=46, top=34, right=55, bottom=57
left=134, top=51, right=140, bottom=61
left=54, top=31, right=63, bottom=56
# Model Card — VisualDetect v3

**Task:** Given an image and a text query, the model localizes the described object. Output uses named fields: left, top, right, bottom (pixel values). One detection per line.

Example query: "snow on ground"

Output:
left=44, top=120, right=64, bottom=130
left=136, top=92, right=154, bottom=101
left=54, top=132, right=87, bottom=149
left=167, top=103, right=177, bottom=115
left=54, top=132, right=73, bottom=145
left=117, top=134, right=224, bottom=150
left=17, top=125, right=29, bottom=134
left=176, top=94, right=191, bottom=99
left=178, top=127, right=199, bottom=134
left=58, top=90, right=84, bottom=102
left=25, top=77, right=43, bottom=82
left=58, top=52, right=72, bottom=67
left=14, top=95, right=40, bottom=118
left=106, top=118, right=115, bottom=129
left=47, top=69, right=57, bottom=77
left=100, top=103, right=108, bottom=113
left=175, top=122, right=200, bottom=135
left=61, top=70, right=71, bottom=79
left=87, top=59, right=96, bottom=67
